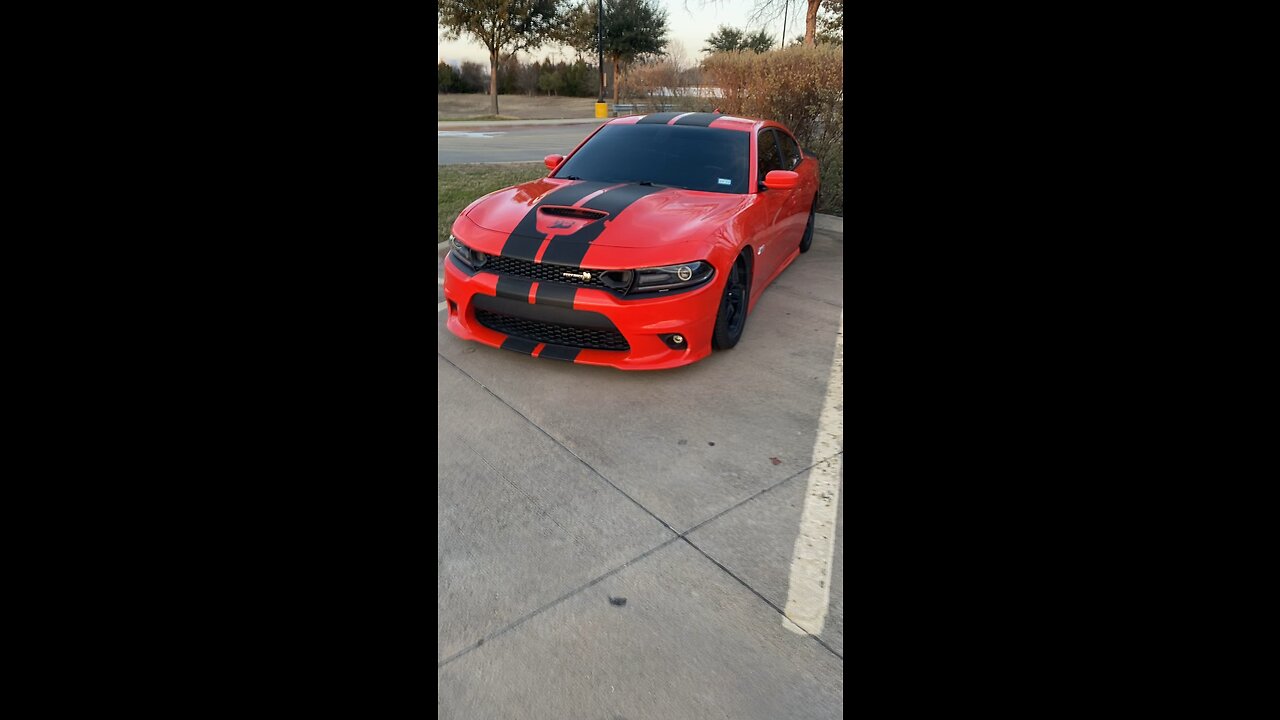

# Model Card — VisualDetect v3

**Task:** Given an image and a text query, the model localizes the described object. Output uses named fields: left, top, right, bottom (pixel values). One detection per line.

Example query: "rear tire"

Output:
left=712, top=253, right=751, bottom=350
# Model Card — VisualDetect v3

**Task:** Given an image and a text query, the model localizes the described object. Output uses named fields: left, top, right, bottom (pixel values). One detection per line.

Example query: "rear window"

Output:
left=553, top=124, right=750, bottom=194
left=777, top=132, right=802, bottom=170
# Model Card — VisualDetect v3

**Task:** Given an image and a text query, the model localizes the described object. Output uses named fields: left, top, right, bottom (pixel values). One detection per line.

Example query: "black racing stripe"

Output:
left=672, top=112, right=720, bottom=127
left=534, top=283, right=577, bottom=309
left=636, top=111, right=684, bottom=124
left=538, top=344, right=582, bottom=362
left=500, top=336, right=540, bottom=354
left=495, top=276, right=534, bottom=302
left=540, top=184, right=665, bottom=267
left=499, top=181, right=616, bottom=261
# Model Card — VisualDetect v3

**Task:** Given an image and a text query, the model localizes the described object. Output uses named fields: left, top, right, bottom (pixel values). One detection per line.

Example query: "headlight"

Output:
left=449, top=234, right=488, bottom=269
left=631, top=261, right=715, bottom=293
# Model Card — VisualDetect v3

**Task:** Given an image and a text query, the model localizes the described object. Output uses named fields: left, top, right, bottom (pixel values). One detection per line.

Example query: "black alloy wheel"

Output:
left=712, top=253, right=751, bottom=350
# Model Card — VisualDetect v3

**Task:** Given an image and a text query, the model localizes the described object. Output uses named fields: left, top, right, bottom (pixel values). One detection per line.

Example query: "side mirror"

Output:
left=544, top=154, right=565, bottom=170
left=762, top=170, right=800, bottom=190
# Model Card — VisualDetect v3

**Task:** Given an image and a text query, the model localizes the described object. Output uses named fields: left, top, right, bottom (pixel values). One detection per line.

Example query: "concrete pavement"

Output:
left=438, top=117, right=607, bottom=130
left=438, top=122, right=608, bottom=165
left=437, top=226, right=844, bottom=718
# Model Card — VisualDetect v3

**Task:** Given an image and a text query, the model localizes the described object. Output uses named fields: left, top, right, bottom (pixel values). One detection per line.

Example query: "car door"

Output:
left=753, top=128, right=790, bottom=285
left=775, top=130, right=812, bottom=248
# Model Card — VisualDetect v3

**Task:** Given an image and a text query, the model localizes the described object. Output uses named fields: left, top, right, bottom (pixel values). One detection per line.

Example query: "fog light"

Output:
left=659, top=333, right=688, bottom=350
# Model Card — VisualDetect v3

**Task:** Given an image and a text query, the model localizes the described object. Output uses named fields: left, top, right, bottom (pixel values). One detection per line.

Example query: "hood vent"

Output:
left=538, top=205, right=608, bottom=220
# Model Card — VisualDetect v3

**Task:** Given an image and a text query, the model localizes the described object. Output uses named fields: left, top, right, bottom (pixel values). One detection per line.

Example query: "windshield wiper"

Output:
left=637, top=180, right=691, bottom=190
left=563, top=175, right=582, bottom=180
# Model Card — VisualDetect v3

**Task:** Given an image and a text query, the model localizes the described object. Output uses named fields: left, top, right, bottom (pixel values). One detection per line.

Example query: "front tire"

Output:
left=712, top=253, right=751, bottom=350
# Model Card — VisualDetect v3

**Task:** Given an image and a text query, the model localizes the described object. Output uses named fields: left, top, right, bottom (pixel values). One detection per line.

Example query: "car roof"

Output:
left=605, top=112, right=777, bottom=133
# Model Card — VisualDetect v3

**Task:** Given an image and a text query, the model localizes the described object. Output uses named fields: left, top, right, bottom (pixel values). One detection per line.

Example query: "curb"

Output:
left=438, top=118, right=607, bottom=131
left=814, top=213, right=843, bottom=233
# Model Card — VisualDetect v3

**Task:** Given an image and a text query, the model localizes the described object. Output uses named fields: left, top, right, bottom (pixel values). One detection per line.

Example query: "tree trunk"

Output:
left=612, top=57, right=619, bottom=105
left=489, top=50, right=499, bottom=115
left=805, top=0, right=820, bottom=46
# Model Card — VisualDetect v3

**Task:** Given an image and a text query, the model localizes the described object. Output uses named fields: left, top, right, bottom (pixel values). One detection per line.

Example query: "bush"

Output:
left=703, top=45, right=843, bottom=216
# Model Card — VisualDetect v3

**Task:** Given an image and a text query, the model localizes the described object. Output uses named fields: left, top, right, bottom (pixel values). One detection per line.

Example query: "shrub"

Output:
left=703, top=45, right=843, bottom=216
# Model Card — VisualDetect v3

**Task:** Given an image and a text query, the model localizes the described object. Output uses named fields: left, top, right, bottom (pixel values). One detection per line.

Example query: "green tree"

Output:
left=562, top=59, right=591, bottom=96
left=743, top=29, right=774, bottom=52
left=497, top=55, right=521, bottom=94
left=458, top=61, right=489, bottom=93
left=538, top=68, right=564, bottom=95
left=818, top=0, right=842, bottom=45
left=438, top=0, right=566, bottom=115
left=704, top=26, right=745, bottom=53
left=560, top=0, right=669, bottom=104
left=438, top=62, right=459, bottom=93
left=704, top=26, right=773, bottom=53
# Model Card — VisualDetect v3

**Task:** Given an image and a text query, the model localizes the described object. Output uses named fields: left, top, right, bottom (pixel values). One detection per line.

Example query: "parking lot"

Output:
left=437, top=218, right=844, bottom=718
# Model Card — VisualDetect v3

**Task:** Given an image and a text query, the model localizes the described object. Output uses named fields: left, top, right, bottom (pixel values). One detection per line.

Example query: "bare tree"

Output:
left=688, top=0, right=820, bottom=47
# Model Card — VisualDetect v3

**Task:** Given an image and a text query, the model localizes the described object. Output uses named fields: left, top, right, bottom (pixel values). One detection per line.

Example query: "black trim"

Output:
left=499, top=181, right=616, bottom=261
left=636, top=111, right=684, bottom=124
left=672, top=113, right=720, bottom=127
left=473, top=293, right=617, bottom=330
left=538, top=344, right=582, bottom=362
left=447, top=252, right=477, bottom=276
left=495, top=276, right=534, bottom=302
left=478, top=308, right=629, bottom=351
left=534, top=283, right=578, bottom=308
left=541, top=184, right=664, bottom=267
left=500, top=336, right=539, bottom=355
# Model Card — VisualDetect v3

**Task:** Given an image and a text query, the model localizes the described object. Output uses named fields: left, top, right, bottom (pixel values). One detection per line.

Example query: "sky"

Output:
left=437, top=0, right=807, bottom=68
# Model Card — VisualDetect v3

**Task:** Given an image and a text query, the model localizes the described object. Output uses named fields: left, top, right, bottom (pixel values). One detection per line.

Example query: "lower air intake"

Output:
left=476, top=309, right=630, bottom=351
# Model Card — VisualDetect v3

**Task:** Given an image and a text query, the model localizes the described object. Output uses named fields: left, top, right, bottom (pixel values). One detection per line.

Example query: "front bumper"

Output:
left=442, top=253, right=721, bottom=370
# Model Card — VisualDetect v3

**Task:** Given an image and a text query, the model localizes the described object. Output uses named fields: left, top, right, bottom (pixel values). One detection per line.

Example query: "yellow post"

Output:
left=595, top=102, right=608, bottom=119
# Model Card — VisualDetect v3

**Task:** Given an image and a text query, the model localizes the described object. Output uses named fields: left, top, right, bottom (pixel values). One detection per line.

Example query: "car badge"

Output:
left=563, top=271, right=592, bottom=281
left=550, top=220, right=573, bottom=229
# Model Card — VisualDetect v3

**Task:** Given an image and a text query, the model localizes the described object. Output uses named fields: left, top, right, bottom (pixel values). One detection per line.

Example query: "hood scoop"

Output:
left=535, top=205, right=608, bottom=236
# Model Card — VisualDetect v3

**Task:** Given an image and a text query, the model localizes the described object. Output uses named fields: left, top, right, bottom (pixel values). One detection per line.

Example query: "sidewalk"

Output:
left=438, top=117, right=608, bottom=131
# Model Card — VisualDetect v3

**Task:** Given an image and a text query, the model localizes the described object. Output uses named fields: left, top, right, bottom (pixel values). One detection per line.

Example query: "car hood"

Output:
left=464, top=178, right=750, bottom=249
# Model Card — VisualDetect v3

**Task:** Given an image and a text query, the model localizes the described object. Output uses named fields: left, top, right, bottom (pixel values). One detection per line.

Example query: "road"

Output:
left=437, top=219, right=845, bottom=719
left=437, top=121, right=606, bottom=164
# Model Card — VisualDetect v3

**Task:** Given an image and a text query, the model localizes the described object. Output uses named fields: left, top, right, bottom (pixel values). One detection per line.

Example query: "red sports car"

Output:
left=442, top=112, right=820, bottom=370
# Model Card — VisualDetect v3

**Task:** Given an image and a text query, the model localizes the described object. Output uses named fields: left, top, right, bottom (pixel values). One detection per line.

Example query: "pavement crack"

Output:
left=438, top=355, right=843, bottom=666
left=439, top=352, right=680, bottom=539
left=438, top=535, right=683, bottom=669
left=681, top=535, right=844, bottom=662
left=683, top=451, right=844, bottom=537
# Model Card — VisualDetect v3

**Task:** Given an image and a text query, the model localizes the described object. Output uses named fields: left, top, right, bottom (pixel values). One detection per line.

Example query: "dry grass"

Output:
left=437, top=162, right=548, bottom=244
left=438, top=94, right=600, bottom=120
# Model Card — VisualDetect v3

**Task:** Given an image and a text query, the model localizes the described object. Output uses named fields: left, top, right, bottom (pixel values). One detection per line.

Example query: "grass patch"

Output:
left=438, top=163, right=547, bottom=245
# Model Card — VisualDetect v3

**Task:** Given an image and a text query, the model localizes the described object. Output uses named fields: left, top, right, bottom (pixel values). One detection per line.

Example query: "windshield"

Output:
left=553, top=124, right=750, bottom=194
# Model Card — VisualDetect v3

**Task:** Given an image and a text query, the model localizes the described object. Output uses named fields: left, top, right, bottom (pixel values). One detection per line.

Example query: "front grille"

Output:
left=476, top=309, right=630, bottom=351
left=484, top=255, right=609, bottom=290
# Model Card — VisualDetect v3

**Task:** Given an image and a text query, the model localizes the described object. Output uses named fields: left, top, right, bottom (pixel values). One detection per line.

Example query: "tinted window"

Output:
left=777, top=132, right=802, bottom=170
left=553, top=124, right=750, bottom=194
left=757, top=130, right=783, bottom=181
